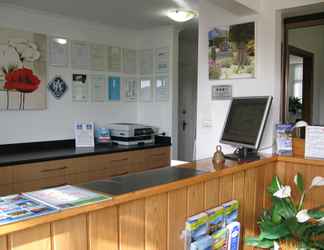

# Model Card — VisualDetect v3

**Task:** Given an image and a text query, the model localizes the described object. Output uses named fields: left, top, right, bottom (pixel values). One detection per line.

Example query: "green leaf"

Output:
left=245, top=237, right=274, bottom=248
left=312, top=241, right=324, bottom=250
left=259, top=221, right=291, bottom=240
left=308, top=209, right=324, bottom=220
left=308, top=224, right=324, bottom=236
left=271, top=197, right=296, bottom=221
left=294, top=173, right=305, bottom=194
left=267, top=176, right=282, bottom=194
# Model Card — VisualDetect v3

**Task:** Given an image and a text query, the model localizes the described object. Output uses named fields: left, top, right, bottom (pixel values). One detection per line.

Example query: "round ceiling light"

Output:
left=167, top=9, right=196, bottom=22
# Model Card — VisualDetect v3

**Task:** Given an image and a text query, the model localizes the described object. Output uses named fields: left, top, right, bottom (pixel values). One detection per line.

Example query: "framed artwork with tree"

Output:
left=0, top=27, right=47, bottom=110
left=208, top=22, right=255, bottom=80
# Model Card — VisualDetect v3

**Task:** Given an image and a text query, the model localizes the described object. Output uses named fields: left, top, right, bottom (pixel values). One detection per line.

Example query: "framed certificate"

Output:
left=155, top=47, right=169, bottom=74
left=140, top=78, right=153, bottom=102
left=71, top=40, right=90, bottom=70
left=108, top=76, right=121, bottom=101
left=49, top=37, right=69, bottom=67
left=155, top=75, right=169, bottom=102
left=124, top=78, right=138, bottom=102
left=91, top=74, right=107, bottom=102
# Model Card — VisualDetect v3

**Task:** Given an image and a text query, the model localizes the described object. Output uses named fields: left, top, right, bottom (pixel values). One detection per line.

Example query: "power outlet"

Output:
left=211, top=85, right=232, bottom=100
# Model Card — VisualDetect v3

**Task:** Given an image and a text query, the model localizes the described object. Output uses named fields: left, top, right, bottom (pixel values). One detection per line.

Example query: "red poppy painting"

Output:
left=4, top=68, right=40, bottom=93
left=0, top=27, right=47, bottom=110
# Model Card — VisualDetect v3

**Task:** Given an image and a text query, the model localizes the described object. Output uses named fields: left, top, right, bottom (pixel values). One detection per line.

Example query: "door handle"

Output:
left=182, top=120, right=187, bottom=131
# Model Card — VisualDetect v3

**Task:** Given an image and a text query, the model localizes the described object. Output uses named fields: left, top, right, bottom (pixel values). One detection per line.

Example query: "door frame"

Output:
left=287, top=46, right=314, bottom=123
left=282, top=12, right=324, bottom=123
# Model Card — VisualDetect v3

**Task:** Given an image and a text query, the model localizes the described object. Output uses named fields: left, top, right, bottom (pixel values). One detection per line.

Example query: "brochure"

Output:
left=276, top=123, right=294, bottom=156
left=0, top=194, right=58, bottom=226
left=24, top=185, right=111, bottom=209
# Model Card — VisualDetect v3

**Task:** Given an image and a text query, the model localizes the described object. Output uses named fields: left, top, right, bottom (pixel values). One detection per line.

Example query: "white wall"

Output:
left=136, top=26, right=179, bottom=158
left=0, top=5, right=178, bottom=152
left=195, top=0, right=324, bottom=159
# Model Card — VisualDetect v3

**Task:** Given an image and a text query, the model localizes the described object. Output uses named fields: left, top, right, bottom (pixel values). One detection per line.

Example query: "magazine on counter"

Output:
left=23, top=185, right=111, bottom=209
left=0, top=194, right=58, bottom=226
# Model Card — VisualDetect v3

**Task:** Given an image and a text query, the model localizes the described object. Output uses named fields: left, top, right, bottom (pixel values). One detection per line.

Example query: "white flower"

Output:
left=0, top=45, right=21, bottom=73
left=296, top=209, right=311, bottom=223
left=310, top=176, right=324, bottom=188
left=273, top=185, right=291, bottom=199
left=318, top=217, right=324, bottom=225
left=9, top=39, right=40, bottom=62
left=21, top=44, right=40, bottom=62
left=273, top=241, right=280, bottom=250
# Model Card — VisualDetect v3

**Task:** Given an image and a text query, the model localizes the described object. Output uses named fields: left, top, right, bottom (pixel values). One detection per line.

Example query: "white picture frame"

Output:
left=124, top=78, right=138, bottom=102
left=123, top=48, right=137, bottom=74
left=139, top=49, right=154, bottom=75
left=71, top=40, right=90, bottom=70
left=140, top=78, right=153, bottom=102
left=49, top=37, right=69, bottom=67
left=155, top=75, right=169, bottom=102
left=155, top=47, right=169, bottom=74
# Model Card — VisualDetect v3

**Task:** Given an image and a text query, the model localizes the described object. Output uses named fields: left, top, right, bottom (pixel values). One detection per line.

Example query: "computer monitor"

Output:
left=220, top=96, right=273, bottom=162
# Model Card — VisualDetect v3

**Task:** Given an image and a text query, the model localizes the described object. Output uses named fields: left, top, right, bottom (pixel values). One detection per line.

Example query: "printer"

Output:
left=108, top=123, right=158, bottom=145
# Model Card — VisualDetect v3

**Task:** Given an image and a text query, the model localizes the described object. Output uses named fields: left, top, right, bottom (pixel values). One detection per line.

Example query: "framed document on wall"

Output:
left=140, top=78, right=153, bottom=102
left=72, top=74, right=89, bottom=102
left=155, top=76, right=169, bottom=102
left=90, top=44, right=107, bottom=71
left=123, top=49, right=137, bottom=74
left=91, top=74, right=107, bottom=102
left=155, top=47, right=169, bottom=74
left=108, top=76, right=121, bottom=101
left=107, top=46, right=122, bottom=72
left=49, top=37, right=69, bottom=67
left=139, top=49, right=153, bottom=75
left=71, top=40, right=90, bottom=70
left=124, top=78, right=138, bottom=102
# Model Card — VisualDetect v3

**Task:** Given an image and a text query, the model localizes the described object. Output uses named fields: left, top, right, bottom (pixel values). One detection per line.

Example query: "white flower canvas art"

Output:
left=0, top=27, right=47, bottom=110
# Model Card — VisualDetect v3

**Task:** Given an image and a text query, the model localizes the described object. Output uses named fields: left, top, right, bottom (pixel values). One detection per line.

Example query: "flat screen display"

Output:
left=221, top=97, right=272, bottom=148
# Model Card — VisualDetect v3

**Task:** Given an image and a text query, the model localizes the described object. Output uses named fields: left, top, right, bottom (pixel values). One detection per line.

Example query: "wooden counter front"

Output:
left=0, top=156, right=323, bottom=250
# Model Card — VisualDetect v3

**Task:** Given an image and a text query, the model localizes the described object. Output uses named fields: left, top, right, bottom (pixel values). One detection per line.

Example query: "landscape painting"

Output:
left=0, top=27, right=47, bottom=110
left=208, top=22, right=255, bottom=80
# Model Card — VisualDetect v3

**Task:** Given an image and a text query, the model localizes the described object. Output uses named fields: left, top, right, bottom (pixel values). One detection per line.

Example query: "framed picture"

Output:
left=208, top=22, right=255, bottom=80
left=91, top=74, right=107, bottom=102
left=107, top=46, right=122, bottom=72
left=71, top=40, right=90, bottom=70
left=0, top=27, right=47, bottom=110
left=124, top=78, right=138, bottom=102
left=139, top=49, right=153, bottom=75
left=155, top=76, right=169, bottom=102
left=123, top=49, right=137, bottom=75
left=140, top=78, right=153, bottom=102
left=108, top=76, right=121, bottom=101
left=72, top=74, right=89, bottom=102
left=155, top=47, right=169, bottom=74
left=90, top=44, right=107, bottom=71
left=49, top=37, right=69, bottom=67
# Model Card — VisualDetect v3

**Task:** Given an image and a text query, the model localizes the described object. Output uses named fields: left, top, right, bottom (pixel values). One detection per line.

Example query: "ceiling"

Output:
left=0, top=0, right=258, bottom=29
left=0, top=0, right=200, bottom=29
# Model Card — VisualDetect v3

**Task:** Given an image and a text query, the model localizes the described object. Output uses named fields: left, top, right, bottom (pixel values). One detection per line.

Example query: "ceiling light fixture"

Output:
left=167, top=9, right=196, bottom=22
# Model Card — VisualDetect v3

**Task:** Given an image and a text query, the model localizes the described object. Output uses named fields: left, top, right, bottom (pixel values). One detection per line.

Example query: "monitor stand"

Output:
left=224, top=147, right=260, bottom=162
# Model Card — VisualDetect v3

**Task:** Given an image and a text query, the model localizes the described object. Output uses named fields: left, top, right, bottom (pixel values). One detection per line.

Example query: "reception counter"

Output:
left=0, top=156, right=323, bottom=250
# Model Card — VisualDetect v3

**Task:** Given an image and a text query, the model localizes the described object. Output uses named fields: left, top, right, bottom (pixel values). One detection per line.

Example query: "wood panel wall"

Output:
left=277, top=161, right=324, bottom=210
left=0, top=161, right=276, bottom=250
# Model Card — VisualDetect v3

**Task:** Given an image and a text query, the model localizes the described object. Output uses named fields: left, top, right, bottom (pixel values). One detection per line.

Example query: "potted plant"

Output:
left=245, top=174, right=324, bottom=249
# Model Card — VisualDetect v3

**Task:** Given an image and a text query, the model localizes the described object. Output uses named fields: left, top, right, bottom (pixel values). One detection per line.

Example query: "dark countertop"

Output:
left=0, top=140, right=171, bottom=167
left=82, top=167, right=205, bottom=195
